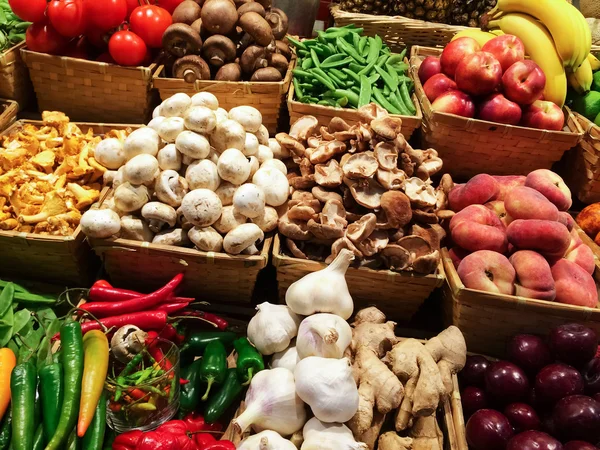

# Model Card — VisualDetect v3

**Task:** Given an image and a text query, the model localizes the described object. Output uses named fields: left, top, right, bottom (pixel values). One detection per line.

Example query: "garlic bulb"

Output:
left=301, top=418, right=368, bottom=450
left=285, top=249, right=355, bottom=320
left=271, top=339, right=300, bottom=372
left=233, top=368, right=307, bottom=436
left=294, top=357, right=359, bottom=423
left=296, top=314, right=352, bottom=360
left=238, top=430, right=297, bottom=450
left=247, top=303, right=301, bottom=355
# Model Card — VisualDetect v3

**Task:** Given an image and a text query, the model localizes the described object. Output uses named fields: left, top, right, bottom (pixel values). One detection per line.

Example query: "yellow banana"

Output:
left=566, top=2, right=591, bottom=70
left=489, top=29, right=504, bottom=36
left=451, top=29, right=496, bottom=47
left=567, top=58, right=593, bottom=94
left=588, top=53, right=600, bottom=71
left=489, top=0, right=585, bottom=69
left=488, top=13, right=567, bottom=106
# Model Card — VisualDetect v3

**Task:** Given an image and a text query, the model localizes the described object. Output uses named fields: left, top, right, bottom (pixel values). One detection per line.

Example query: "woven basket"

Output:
left=0, top=42, right=34, bottom=109
left=286, top=65, right=422, bottom=140
left=152, top=58, right=295, bottom=134
left=272, top=234, right=444, bottom=321
left=21, top=49, right=156, bottom=124
left=411, top=46, right=584, bottom=179
left=0, top=99, right=18, bottom=132
left=331, top=5, right=471, bottom=52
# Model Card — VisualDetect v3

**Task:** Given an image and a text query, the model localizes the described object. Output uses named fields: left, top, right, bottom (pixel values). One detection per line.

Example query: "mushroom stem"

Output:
left=183, top=69, right=198, bottom=83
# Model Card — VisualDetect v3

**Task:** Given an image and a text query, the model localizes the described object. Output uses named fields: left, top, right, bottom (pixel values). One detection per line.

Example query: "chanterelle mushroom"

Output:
left=404, top=177, right=437, bottom=208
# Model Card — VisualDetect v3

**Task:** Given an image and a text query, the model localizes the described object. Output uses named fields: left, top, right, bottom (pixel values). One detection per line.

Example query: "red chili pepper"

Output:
left=126, top=388, right=148, bottom=401
left=91, top=280, right=112, bottom=290
left=79, top=274, right=184, bottom=318
left=114, top=430, right=143, bottom=448
left=89, top=286, right=193, bottom=304
left=136, top=431, right=179, bottom=450
left=145, top=331, right=173, bottom=372
left=183, top=412, right=223, bottom=433
left=180, top=378, right=190, bottom=385
left=180, top=311, right=229, bottom=330
left=156, top=302, right=191, bottom=314
left=156, top=420, right=188, bottom=436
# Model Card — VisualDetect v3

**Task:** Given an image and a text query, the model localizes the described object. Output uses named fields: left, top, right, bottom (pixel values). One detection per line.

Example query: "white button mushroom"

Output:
left=253, top=167, right=290, bottom=207
left=215, top=181, right=238, bottom=206
left=186, top=160, right=221, bottom=191
left=243, top=133, right=259, bottom=157
left=261, top=159, right=287, bottom=175
left=217, top=148, right=251, bottom=185
left=184, top=106, right=217, bottom=134
left=158, top=117, right=186, bottom=143
left=153, top=228, right=190, bottom=247
left=257, top=144, right=274, bottom=163
left=210, top=119, right=245, bottom=152
left=251, top=206, right=278, bottom=232
left=112, top=166, right=126, bottom=189
left=161, top=93, right=191, bottom=117
left=120, top=215, right=154, bottom=242
left=248, top=156, right=259, bottom=181
left=213, top=205, right=247, bottom=234
left=175, top=130, right=211, bottom=159
left=123, top=154, right=160, bottom=186
left=182, top=154, right=195, bottom=166
left=191, top=92, right=219, bottom=110
left=233, top=183, right=265, bottom=218
left=206, top=148, right=220, bottom=165
left=80, top=209, right=121, bottom=238
left=141, top=202, right=178, bottom=233
left=114, top=183, right=151, bottom=212
left=155, top=170, right=189, bottom=207
left=152, top=105, right=162, bottom=119
left=123, top=127, right=160, bottom=160
left=188, top=226, right=223, bottom=252
left=94, top=138, right=126, bottom=169
left=268, top=137, right=290, bottom=159
left=157, top=144, right=182, bottom=171
left=103, top=170, right=118, bottom=186
left=181, top=189, right=223, bottom=227
left=214, top=108, right=229, bottom=124
left=254, top=124, right=269, bottom=145
left=228, top=106, right=262, bottom=133
left=223, top=223, right=264, bottom=255
left=147, top=116, right=166, bottom=133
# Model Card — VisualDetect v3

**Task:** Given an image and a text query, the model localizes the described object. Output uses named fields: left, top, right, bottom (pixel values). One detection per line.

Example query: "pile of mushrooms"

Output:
left=80, top=92, right=290, bottom=256
left=275, top=104, right=446, bottom=274
left=161, top=0, right=291, bottom=82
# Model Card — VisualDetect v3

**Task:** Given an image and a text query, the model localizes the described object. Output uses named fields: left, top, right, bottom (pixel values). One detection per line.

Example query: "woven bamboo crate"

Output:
left=441, top=246, right=600, bottom=357
left=410, top=46, right=584, bottom=179
left=0, top=42, right=33, bottom=109
left=272, top=234, right=444, bottom=321
left=152, top=58, right=295, bottom=134
left=331, top=5, right=471, bottom=52
left=0, top=99, right=18, bottom=132
left=20, top=48, right=155, bottom=124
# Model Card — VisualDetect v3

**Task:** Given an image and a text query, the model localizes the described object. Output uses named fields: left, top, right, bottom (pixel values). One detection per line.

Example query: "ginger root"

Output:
left=424, top=326, right=466, bottom=395
left=410, top=414, right=443, bottom=450
left=350, top=307, right=398, bottom=358
left=378, top=432, right=413, bottom=450
left=358, top=412, right=386, bottom=450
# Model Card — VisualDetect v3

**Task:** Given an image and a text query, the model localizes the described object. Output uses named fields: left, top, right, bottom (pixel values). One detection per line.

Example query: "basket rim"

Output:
left=572, top=110, right=600, bottom=142
left=0, top=40, right=25, bottom=65
left=0, top=99, right=18, bottom=130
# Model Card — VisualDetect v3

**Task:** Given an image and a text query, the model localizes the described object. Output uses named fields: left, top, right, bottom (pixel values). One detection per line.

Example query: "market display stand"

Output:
left=0, top=41, right=33, bottom=109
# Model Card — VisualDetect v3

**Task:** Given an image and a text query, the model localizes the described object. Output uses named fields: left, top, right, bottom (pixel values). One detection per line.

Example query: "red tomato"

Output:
left=108, top=30, right=147, bottom=66
left=84, top=0, right=128, bottom=32
left=97, top=51, right=116, bottom=64
left=130, top=5, right=172, bottom=48
left=155, top=0, right=185, bottom=14
left=63, top=36, right=90, bottom=59
left=48, top=0, right=87, bottom=38
left=9, top=0, right=46, bottom=22
left=26, top=20, right=70, bottom=55
left=84, top=26, right=108, bottom=49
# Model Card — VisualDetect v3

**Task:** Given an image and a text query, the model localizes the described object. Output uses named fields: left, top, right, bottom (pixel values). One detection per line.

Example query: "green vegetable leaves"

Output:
left=0, top=0, right=30, bottom=52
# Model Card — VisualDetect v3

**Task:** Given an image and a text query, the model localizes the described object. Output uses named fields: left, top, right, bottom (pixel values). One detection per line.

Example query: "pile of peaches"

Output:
left=447, top=169, right=597, bottom=307
left=418, top=35, right=565, bottom=131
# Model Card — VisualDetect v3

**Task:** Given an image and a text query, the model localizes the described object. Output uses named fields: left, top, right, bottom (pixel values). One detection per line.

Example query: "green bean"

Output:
left=326, top=89, right=360, bottom=107
left=372, top=87, right=401, bottom=114
left=330, top=68, right=348, bottom=80
left=310, top=48, right=321, bottom=68
left=389, top=91, right=410, bottom=115
left=293, top=68, right=312, bottom=78
left=367, top=73, right=380, bottom=84
left=349, top=62, right=363, bottom=73
left=293, top=79, right=303, bottom=100
left=310, top=69, right=336, bottom=91
left=336, top=37, right=366, bottom=63
left=358, top=74, right=372, bottom=108
left=399, top=82, right=417, bottom=114
left=386, top=54, right=404, bottom=65
left=321, top=57, right=353, bottom=69
left=342, top=68, right=360, bottom=83
left=352, top=32, right=360, bottom=52
left=336, top=96, right=349, bottom=107
left=321, top=54, right=345, bottom=65
left=366, top=35, right=382, bottom=64
left=376, top=54, right=389, bottom=67
left=301, top=58, right=313, bottom=70
left=374, top=65, right=398, bottom=91
left=358, top=36, right=368, bottom=55
left=286, top=36, right=306, bottom=50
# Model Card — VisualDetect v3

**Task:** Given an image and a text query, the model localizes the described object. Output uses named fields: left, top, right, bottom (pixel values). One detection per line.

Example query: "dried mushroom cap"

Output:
left=307, top=218, right=344, bottom=240
left=435, top=189, right=448, bottom=211
left=289, top=175, right=316, bottom=190
left=394, top=133, right=408, bottom=152
left=286, top=237, right=308, bottom=259
left=314, top=159, right=343, bottom=188
left=347, top=178, right=386, bottom=209
left=371, top=116, right=403, bottom=140
left=380, top=191, right=412, bottom=229
left=326, top=236, right=362, bottom=264
left=307, top=136, right=320, bottom=149
left=291, top=190, right=317, bottom=203
left=333, top=130, right=356, bottom=142
left=416, top=153, right=443, bottom=180
left=320, top=199, right=347, bottom=228
left=319, top=126, right=336, bottom=141
left=397, top=235, right=431, bottom=259
left=440, top=173, right=454, bottom=195
left=309, top=140, right=346, bottom=165
left=404, top=177, right=436, bottom=208
left=358, top=103, right=389, bottom=122
left=278, top=213, right=312, bottom=240
left=343, top=152, right=378, bottom=179
left=289, top=116, right=319, bottom=141
left=356, top=230, right=389, bottom=257
left=412, top=250, right=440, bottom=274
left=412, top=208, right=439, bottom=224
left=404, top=145, right=425, bottom=166
left=328, top=117, right=351, bottom=132
left=400, top=153, right=415, bottom=177
left=275, top=133, right=305, bottom=158
left=288, top=204, right=319, bottom=222
left=374, top=142, right=398, bottom=171
left=311, top=186, right=343, bottom=204
left=436, top=209, right=455, bottom=220
left=377, top=168, right=406, bottom=191
left=411, top=223, right=445, bottom=251
left=346, top=213, right=377, bottom=243
left=381, top=245, right=410, bottom=270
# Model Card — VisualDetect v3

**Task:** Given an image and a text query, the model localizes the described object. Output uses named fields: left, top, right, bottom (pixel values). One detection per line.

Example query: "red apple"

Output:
left=521, top=100, right=565, bottom=131
left=455, top=52, right=503, bottom=96
left=423, top=73, right=458, bottom=102
left=432, top=90, right=476, bottom=117
left=419, top=56, right=441, bottom=84
left=441, top=37, right=481, bottom=78
left=482, top=35, right=526, bottom=73
left=478, top=93, right=522, bottom=125
left=502, top=60, right=546, bottom=105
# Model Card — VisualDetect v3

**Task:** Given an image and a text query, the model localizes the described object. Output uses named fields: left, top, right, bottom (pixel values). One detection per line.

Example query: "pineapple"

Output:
left=448, top=0, right=496, bottom=27
left=392, top=0, right=450, bottom=23
left=339, top=0, right=393, bottom=15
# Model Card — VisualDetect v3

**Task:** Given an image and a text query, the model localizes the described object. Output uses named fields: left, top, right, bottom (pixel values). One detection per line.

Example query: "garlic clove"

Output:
left=296, top=314, right=352, bottom=360
left=247, top=302, right=301, bottom=356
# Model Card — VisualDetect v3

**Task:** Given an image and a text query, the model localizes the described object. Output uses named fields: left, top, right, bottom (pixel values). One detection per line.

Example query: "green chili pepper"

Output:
left=372, top=87, right=402, bottom=114
left=359, top=74, right=372, bottom=108
left=102, top=429, right=115, bottom=450
left=366, top=35, right=382, bottom=64
left=67, top=428, right=80, bottom=450
left=399, top=81, right=416, bottom=115
left=199, top=341, right=227, bottom=401
left=39, top=363, right=63, bottom=442
left=82, top=391, right=105, bottom=450
left=374, top=65, right=398, bottom=91
left=10, top=362, right=36, bottom=450
left=45, top=321, right=84, bottom=450
left=204, top=369, right=244, bottom=424
left=0, top=411, right=11, bottom=450
left=336, top=37, right=365, bottom=64
left=32, top=425, right=44, bottom=450
left=181, top=331, right=237, bottom=357
left=286, top=36, right=306, bottom=50
left=234, top=338, right=264, bottom=385
left=179, top=358, right=204, bottom=414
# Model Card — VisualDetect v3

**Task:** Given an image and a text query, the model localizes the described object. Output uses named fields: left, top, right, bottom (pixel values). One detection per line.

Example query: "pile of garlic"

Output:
left=236, top=249, right=368, bottom=450
left=79, top=92, right=290, bottom=256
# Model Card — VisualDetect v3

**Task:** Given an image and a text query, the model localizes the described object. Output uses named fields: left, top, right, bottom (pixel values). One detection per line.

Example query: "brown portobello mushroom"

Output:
left=239, top=11, right=273, bottom=47
left=254, top=0, right=271, bottom=9
left=275, top=40, right=291, bottom=61
left=237, top=32, right=254, bottom=56
left=215, top=62, right=242, bottom=80
left=201, top=0, right=238, bottom=35
left=190, top=18, right=203, bottom=35
left=173, top=55, right=211, bottom=82
left=266, top=8, right=289, bottom=40
left=240, top=44, right=268, bottom=75
left=234, top=0, right=252, bottom=6
left=162, top=23, right=203, bottom=57
left=251, top=66, right=282, bottom=81
left=172, top=0, right=202, bottom=24
left=237, top=2, right=265, bottom=17
left=202, top=35, right=237, bottom=68
left=268, top=52, right=288, bottom=76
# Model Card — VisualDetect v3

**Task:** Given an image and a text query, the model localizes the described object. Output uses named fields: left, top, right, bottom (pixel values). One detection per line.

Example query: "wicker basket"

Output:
left=331, top=5, right=471, bottom=52
left=0, top=42, right=34, bottom=109
left=152, top=58, right=295, bottom=134
left=0, top=99, right=18, bottom=132
left=21, top=49, right=156, bottom=124
left=441, top=241, right=600, bottom=357
left=410, top=46, right=584, bottom=179
left=286, top=68, right=422, bottom=140
left=272, top=234, right=444, bottom=321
